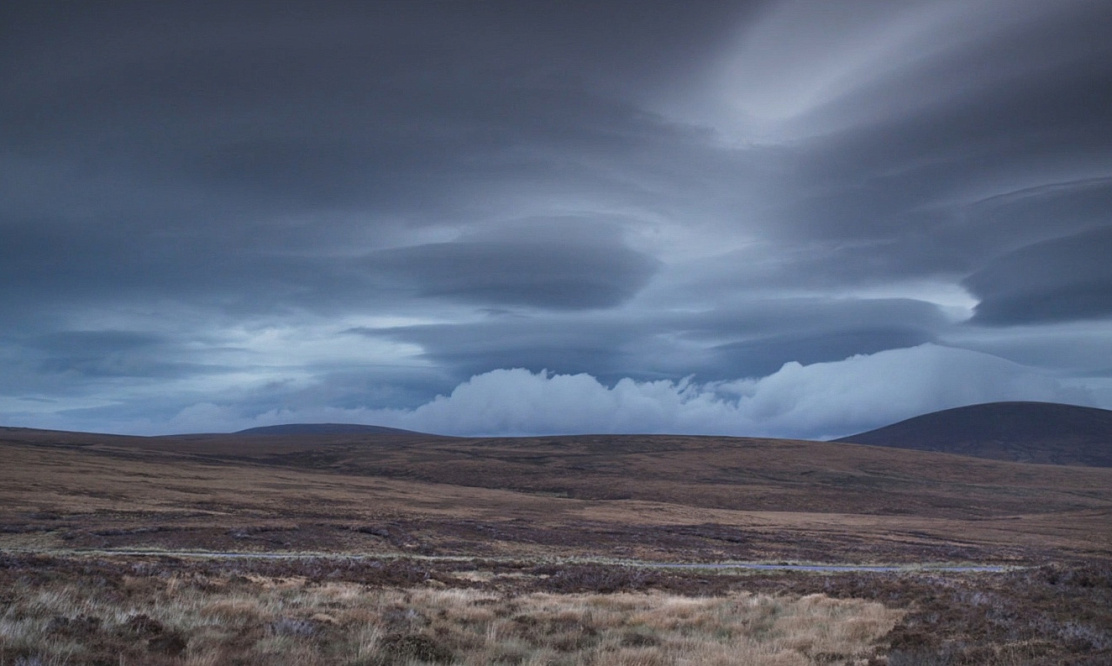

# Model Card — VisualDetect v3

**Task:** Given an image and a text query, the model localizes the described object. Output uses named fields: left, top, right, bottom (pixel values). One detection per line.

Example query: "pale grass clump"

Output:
left=0, top=573, right=900, bottom=665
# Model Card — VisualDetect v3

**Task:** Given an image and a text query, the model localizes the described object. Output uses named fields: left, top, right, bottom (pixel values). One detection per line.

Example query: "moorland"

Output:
left=2, top=422, right=1111, bottom=664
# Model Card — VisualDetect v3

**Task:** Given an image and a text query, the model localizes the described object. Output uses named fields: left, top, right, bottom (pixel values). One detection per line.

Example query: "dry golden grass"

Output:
left=3, top=553, right=1111, bottom=664
left=0, top=570, right=901, bottom=665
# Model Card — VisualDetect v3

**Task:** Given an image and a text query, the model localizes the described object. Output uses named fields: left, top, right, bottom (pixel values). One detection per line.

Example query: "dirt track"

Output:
left=0, top=546, right=1015, bottom=573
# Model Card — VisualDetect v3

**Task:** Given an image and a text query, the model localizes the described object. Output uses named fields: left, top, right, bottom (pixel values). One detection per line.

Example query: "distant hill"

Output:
left=836, top=402, right=1112, bottom=467
left=235, top=423, right=422, bottom=436
left=5, top=419, right=1112, bottom=562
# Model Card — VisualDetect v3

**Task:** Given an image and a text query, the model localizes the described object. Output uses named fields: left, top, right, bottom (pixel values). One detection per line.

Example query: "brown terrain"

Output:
left=2, top=425, right=1110, bottom=563
left=3, top=426, right=1112, bottom=664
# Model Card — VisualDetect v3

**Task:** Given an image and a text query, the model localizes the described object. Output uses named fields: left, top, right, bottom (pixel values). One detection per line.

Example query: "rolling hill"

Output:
left=2, top=424, right=1111, bottom=563
left=836, top=401, right=1112, bottom=467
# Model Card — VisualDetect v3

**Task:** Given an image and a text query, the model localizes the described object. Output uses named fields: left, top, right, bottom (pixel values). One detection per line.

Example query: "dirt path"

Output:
left=0, top=547, right=1016, bottom=573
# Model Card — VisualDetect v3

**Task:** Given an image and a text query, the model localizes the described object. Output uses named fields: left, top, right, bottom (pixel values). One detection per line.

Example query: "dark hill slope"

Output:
left=836, top=401, right=1112, bottom=466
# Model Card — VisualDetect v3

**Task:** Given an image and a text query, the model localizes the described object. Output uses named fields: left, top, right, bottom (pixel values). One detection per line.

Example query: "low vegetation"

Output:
left=0, top=556, right=897, bottom=666
left=1, top=555, right=1110, bottom=665
left=3, top=429, right=1111, bottom=663
left=3, top=434, right=1110, bottom=565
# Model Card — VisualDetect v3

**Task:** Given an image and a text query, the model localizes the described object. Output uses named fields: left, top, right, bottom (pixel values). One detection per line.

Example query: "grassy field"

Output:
left=2, top=427, right=1111, bottom=663
left=0, top=556, right=898, bottom=665
left=1, top=553, right=1109, bottom=665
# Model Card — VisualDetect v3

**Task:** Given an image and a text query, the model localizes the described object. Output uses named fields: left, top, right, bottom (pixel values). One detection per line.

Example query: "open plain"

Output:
left=2, top=426, right=1111, bottom=664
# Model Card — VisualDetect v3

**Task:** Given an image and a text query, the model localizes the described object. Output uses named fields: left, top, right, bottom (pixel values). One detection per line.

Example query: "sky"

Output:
left=2, top=0, right=1111, bottom=439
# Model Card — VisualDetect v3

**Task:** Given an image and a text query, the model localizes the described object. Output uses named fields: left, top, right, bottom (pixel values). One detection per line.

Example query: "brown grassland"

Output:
left=2, top=427, right=1111, bottom=663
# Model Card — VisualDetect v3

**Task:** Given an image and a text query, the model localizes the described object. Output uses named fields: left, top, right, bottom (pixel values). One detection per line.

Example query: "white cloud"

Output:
left=379, top=344, right=1092, bottom=439
left=157, top=343, right=1091, bottom=440
left=20, top=344, right=1094, bottom=438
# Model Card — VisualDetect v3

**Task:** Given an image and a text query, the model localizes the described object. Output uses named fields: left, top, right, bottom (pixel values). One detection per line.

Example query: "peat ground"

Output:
left=3, top=428, right=1111, bottom=663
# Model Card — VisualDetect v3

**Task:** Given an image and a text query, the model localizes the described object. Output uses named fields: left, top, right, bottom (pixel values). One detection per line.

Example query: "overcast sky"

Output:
left=2, top=1, right=1111, bottom=438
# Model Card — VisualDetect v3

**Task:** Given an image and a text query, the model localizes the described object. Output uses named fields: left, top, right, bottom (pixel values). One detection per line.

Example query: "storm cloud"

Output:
left=365, top=220, right=659, bottom=310
left=965, top=226, right=1112, bottom=325
left=1, top=1, right=1110, bottom=436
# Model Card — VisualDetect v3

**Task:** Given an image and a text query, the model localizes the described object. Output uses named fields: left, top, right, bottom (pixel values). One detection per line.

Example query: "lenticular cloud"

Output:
left=366, top=344, right=1088, bottom=440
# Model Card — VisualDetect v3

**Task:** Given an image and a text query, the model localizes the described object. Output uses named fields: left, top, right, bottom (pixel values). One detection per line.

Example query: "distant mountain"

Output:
left=836, top=402, right=1112, bottom=467
left=235, top=423, right=422, bottom=436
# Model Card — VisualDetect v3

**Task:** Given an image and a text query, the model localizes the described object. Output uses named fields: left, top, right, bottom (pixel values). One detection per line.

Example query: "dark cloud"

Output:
left=1, top=1, right=1111, bottom=434
left=712, top=328, right=935, bottom=377
left=355, top=296, right=949, bottom=384
left=30, top=330, right=162, bottom=355
left=366, top=220, right=659, bottom=310
left=756, top=1, right=1112, bottom=283
left=0, top=214, right=374, bottom=319
left=965, top=227, right=1112, bottom=325
left=19, top=330, right=217, bottom=380
left=348, top=316, right=636, bottom=383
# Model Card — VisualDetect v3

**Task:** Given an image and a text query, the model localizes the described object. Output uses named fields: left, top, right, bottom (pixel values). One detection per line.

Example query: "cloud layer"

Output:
left=140, top=345, right=1089, bottom=441
left=1, top=1, right=1111, bottom=436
